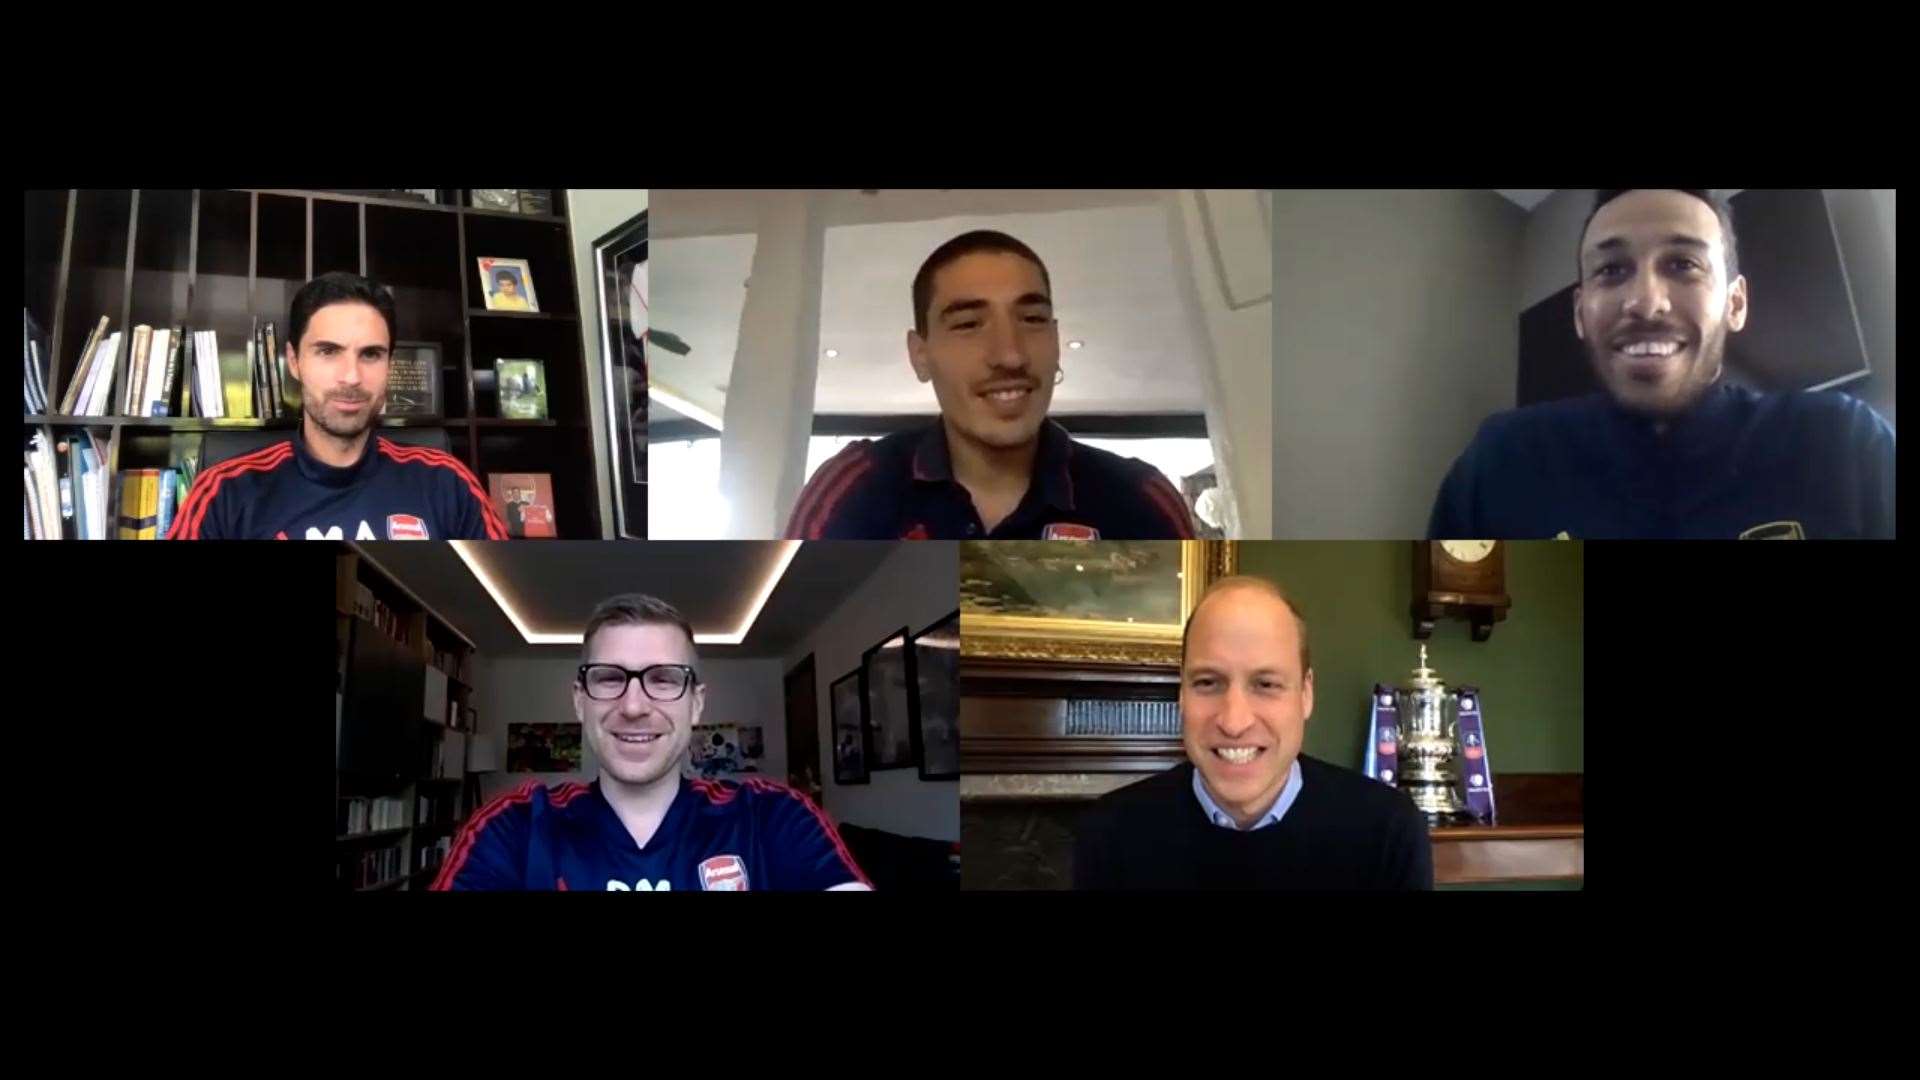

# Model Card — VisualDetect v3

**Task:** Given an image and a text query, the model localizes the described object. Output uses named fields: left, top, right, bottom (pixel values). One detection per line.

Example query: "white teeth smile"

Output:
left=1215, top=746, right=1260, bottom=764
left=614, top=733, right=662, bottom=744
left=1618, top=341, right=1682, bottom=357
left=984, top=388, right=1029, bottom=402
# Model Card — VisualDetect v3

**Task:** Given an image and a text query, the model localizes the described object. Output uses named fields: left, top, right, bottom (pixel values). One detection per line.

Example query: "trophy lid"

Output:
left=1401, top=643, right=1445, bottom=691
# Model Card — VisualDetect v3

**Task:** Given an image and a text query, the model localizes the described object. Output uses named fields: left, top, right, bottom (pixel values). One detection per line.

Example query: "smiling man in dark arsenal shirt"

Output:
left=1430, top=188, right=1894, bottom=539
left=168, top=272, right=507, bottom=540
left=784, top=230, right=1195, bottom=541
left=432, top=593, right=870, bottom=891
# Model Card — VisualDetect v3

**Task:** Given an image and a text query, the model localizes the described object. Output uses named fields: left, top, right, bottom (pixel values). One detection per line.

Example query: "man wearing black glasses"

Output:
left=432, top=593, right=871, bottom=890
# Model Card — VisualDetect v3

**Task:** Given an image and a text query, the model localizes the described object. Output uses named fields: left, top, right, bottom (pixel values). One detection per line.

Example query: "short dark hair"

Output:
left=1578, top=189, right=1740, bottom=282
left=1181, top=576, right=1311, bottom=675
left=911, top=230, right=1052, bottom=337
left=580, top=593, right=698, bottom=669
left=288, top=271, right=398, bottom=353
left=494, top=269, right=515, bottom=284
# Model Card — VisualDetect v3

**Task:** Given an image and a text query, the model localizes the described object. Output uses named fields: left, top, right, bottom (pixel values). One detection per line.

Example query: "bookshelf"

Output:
left=335, top=543, right=485, bottom=891
left=24, top=189, right=603, bottom=539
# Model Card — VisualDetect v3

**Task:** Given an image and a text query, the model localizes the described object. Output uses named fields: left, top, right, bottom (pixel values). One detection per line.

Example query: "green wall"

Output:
left=1233, top=542, right=1584, bottom=775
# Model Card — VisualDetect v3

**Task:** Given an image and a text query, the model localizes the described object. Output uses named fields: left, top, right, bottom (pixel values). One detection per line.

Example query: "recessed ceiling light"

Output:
left=824, top=348, right=839, bottom=358
left=1067, top=340, right=1084, bottom=350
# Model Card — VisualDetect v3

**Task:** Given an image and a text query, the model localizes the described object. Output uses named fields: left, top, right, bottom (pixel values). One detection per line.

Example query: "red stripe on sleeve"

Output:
left=795, top=452, right=879, bottom=539
left=378, top=440, right=510, bottom=539
left=783, top=444, right=872, bottom=539
left=744, top=776, right=873, bottom=889
left=429, top=781, right=542, bottom=891
left=1140, top=471, right=1196, bottom=539
left=170, top=442, right=295, bottom=539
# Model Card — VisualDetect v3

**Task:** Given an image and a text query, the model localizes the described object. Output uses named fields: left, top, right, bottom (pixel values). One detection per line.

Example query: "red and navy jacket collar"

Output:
left=291, top=426, right=383, bottom=488
left=909, top=418, right=1077, bottom=513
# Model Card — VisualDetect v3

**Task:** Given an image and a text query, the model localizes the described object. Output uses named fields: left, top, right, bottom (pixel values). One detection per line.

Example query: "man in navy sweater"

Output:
left=1430, top=188, right=1894, bottom=539
left=1072, top=577, right=1433, bottom=890
left=169, top=272, right=506, bottom=540
left=433, top=593, right=870, bottom=891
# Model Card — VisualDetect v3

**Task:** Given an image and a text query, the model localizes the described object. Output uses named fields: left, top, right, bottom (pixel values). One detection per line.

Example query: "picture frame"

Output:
left=862, top=627, right=918, bottom=772
left=909, top=610, right=961, bottom=781
left=487, top=472, right=557, bottom=538
left=592, top=210, right=647, bottom=539
left=829, top=669, right=869, bottom=785
left=959, top=540, right=1237, bottom=667
left=476, top=256, right=540, bottom=312
left=505, top=722, right=582, bottom=773
left=384, top=341, right=442, bottom=418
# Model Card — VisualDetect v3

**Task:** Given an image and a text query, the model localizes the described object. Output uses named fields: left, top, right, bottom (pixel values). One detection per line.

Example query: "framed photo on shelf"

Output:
left=909, top=610, right=961, bottom=781
left=476, top=256, right=539, bottom=312
left=384, top=342, right=442, bottom=418
left=862, top=627, right=918, bottom=772
left=494, top=359, right=549, bottom=419
left=487, top=473, right=557, bottom=538
left=592, top=210, right=647, bottom=539
left=829, top=669, right=868, bottom=785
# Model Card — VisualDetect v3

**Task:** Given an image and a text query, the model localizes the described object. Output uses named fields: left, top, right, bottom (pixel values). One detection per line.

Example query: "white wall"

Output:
left=1168, top=190, right=1273, bottom=539
left=1519, top=188, right=1897, bottom=427
left=786, top=542, right=959, bottom=842
left=1271, top=190, right=1525, bottom=538
left=470, top=652, right=787, bottom=802
left=565, top=189, right=649, bottom=539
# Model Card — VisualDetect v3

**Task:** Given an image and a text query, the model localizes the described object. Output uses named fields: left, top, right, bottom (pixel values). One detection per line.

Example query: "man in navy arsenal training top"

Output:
left=168, top=272, right=507, bottom=540
left=784, top=230, right=1195, bottom=541
left=1430, top=189, right=1895, bottom=539
left=432, top=593, right=871, bottom=891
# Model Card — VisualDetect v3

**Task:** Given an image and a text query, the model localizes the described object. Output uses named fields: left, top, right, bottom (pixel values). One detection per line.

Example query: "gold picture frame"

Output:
left=959, top=540, right=1237, bottom=666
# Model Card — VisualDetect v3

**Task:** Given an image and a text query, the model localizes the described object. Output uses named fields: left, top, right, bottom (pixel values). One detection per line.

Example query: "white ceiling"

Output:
left=1494, top=189, right=1556, bottom=210
left=648, top=190, right=1211, bottom=426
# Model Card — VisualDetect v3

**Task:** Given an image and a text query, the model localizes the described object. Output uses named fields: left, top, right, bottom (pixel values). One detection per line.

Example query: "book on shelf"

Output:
left=66, top=329, right=121, bottom=418
left=24, top=429, right=61, bottom=540
left=337, top=795, right=410, bottom=835
left=122, top=325, right=152, bottom=417
left=347, top=845, right=406, bottom=890
left=115, top=469, right=163, bottom=540
left=23, top=309, right=52, bottom=415
left=56, top=316, right=108, bottom=415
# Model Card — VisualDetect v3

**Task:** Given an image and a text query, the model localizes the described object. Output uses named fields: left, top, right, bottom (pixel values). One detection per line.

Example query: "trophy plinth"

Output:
left=1394, top=645, right=1473, bottom=827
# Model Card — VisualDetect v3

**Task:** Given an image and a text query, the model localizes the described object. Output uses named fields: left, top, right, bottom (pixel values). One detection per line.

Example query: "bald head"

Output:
left=1181, top=576, right=1311, bottom=674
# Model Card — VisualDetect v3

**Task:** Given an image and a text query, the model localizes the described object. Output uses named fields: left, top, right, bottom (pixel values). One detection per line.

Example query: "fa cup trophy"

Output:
left=1394, top=644, right=1473, bottom=826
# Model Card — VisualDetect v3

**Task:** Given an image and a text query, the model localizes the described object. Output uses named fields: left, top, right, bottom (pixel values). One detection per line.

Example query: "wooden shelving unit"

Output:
left=23, top=188, right=602, bottom=538
left=335, top=543, right=483, bottom=891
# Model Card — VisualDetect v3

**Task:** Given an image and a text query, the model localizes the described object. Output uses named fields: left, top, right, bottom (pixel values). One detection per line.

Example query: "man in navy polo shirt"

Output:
left=432, top=593, right=871, bottom=891
left=169, top=272, right=506, bottom=540
left=784, top=230, right=1195, bottom=540
left=1430, top=189, right=1894, bottom=540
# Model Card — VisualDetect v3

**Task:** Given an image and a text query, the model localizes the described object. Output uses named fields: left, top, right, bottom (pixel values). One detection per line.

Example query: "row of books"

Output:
left=418, top=835, right=453, bottom=876
left=338, top=795, right=409, bottom=836
left=351, top=583, right=412, bottom=645
left=343, top=845, right=406, bottom=890
left=24, top=428, right=107, bottom=540
left=49, top=315, right=292, bottom=420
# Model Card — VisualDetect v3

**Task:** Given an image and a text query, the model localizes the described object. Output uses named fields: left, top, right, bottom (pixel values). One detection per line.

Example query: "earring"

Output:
left=1054, top=368, right=1065, bottom=386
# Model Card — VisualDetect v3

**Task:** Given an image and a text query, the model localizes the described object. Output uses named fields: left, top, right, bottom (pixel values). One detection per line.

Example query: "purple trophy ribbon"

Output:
left=1364, top=683, right=1399, bottom=788
left=1455, top=685, right=1495, bottom=824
